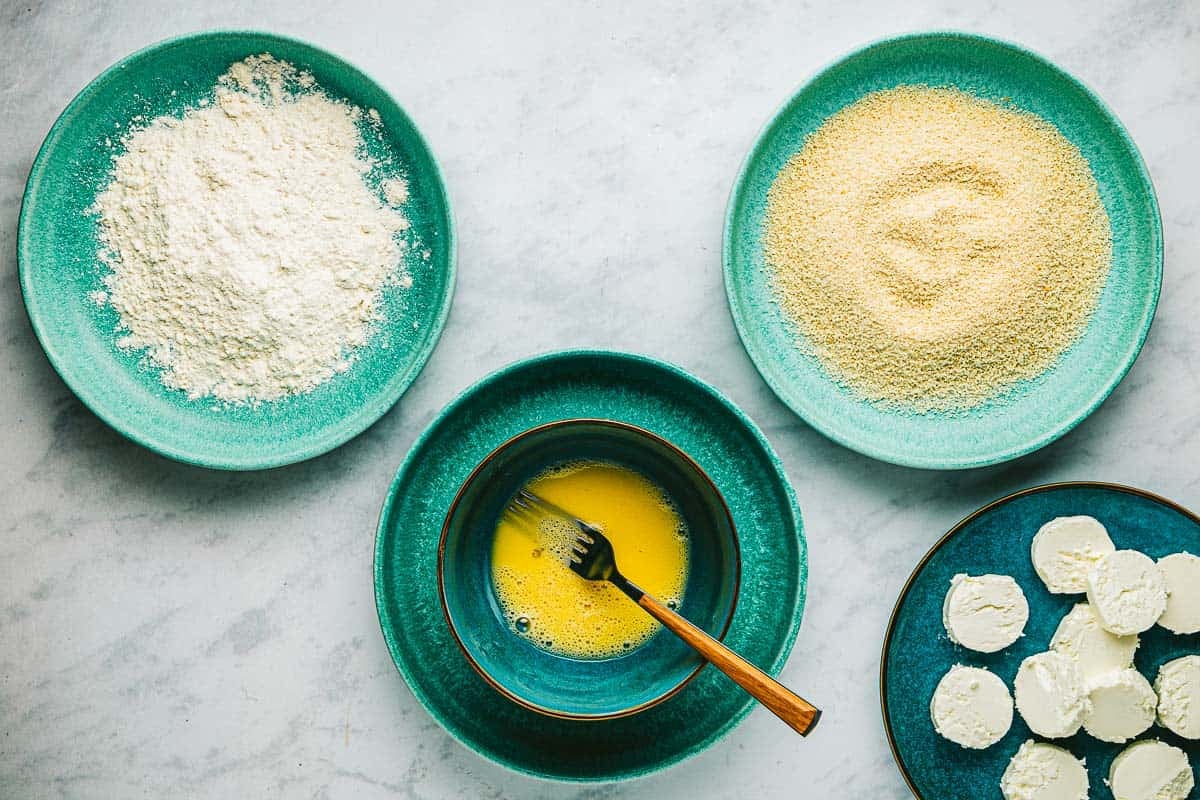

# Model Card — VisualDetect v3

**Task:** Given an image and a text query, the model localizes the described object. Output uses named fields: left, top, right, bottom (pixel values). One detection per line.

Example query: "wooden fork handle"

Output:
left=638, top=593, right=821, bottom=736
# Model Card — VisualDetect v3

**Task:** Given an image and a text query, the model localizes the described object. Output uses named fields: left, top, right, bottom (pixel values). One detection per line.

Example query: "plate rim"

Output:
left=721, top=29, right=1163, bottom=471
left=373, top=348, right=807, bottom=782
left=878, top=480, right=1200, bottom=798
left=17, top=29, right=457, bottom=471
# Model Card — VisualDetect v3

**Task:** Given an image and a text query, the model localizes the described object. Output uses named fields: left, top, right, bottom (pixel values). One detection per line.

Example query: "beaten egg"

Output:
left=491, top=460, right=689, bottom=659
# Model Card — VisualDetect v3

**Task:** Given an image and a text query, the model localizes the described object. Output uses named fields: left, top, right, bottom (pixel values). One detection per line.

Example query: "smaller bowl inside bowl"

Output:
left=438, top=419, right=740, bottom=720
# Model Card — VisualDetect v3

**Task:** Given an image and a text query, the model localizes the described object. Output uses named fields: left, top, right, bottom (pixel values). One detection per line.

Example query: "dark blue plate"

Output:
left=882, top=483, right=1200, bottom=798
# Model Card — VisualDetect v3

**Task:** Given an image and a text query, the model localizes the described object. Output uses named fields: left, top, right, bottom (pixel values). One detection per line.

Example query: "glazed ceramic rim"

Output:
left=374, top=348, right=806, bottom=782
left=878, top=481, right=1200, bottom=798
left=722, top=30, right=1163, bottom=470
left=436, top=417, right=743, bottom=721
left=17, top=29, right=457, bottom=470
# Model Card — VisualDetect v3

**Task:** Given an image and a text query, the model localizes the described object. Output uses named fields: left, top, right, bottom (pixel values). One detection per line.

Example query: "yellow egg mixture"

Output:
left=490, top=460, right=689, bottom=659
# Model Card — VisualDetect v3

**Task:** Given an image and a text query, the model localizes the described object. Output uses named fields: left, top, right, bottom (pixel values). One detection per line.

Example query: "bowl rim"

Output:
left=878, top=481, right=1200, bottom=798
left=17, top=29, right=457, bottom=470
left=437, top=417, right=743, bottom=721
left=721, top=29, right=1163, bottom=470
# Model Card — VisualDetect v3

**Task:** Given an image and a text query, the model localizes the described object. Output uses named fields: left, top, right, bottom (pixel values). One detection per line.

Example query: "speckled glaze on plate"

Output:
left=18, top=31, right=455, bottom=469
left=724, top=32, right=1162, bottom=470
left=882, top=483, right=1200, bottom=799
left=374, top=350, right=807, bottom=781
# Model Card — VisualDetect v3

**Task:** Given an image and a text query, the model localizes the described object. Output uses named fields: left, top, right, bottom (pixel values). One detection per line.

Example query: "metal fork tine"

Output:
left=504, top=502, right=542, bottom=538
left=506, top=499, right=534, bottom=520
left=501, top=489, right=620, bottom=582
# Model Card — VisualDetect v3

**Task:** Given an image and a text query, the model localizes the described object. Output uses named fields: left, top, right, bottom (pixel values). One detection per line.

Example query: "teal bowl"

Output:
left=724, top=31, right=1161, bottom=469
left=375, top=350, right=805, bottom=780
left=438, top=419, right=740, bottom=719
left=18, top=31, right=455, bottom=469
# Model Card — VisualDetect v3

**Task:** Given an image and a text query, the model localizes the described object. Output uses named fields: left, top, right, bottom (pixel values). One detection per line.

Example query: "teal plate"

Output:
left=882, top=483, right=1200, bottom=798
left=374, top=350, right=807, bottom=781
left=723, top=32, right=1162, bottom=470
left=18, top=31, right=455, bottom=469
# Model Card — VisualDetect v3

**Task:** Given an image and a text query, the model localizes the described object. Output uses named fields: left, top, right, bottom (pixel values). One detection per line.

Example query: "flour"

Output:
left=92, top=55, right=412, bottom=403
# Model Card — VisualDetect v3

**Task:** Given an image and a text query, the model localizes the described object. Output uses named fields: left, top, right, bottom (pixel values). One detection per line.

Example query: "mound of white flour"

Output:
left=92, top=55, right=411, bottom=403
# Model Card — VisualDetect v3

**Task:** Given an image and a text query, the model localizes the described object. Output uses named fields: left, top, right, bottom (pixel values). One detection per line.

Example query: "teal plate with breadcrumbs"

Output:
left=723, top=32, right=1161, bottom=470
left=374, top=350, right=806, bottom=781
left=882, top=483, right=1200, bottom=799
left=18, top=31, right=454, bottom=470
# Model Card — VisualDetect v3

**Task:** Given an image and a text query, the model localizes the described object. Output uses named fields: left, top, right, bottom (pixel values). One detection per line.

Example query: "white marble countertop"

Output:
left=2, top=1, right=1197, bottom=797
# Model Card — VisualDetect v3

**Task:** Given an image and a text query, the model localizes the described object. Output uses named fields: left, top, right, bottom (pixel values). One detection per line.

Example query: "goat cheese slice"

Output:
left=1155, top=655, right=1200, bottom=739
left=1157, top=553, right=1200, bottom=634
left=1086, top=550, right=1167, bottom=636
left=1108, top=740, right=1193, bottom=800
left=1014, top=651, right=1090, bottom=738
left=1000, top=741, right=1088, bottom=800
left=930, top=665, right=1013, bottom=749
left=1082, top=668, right=1156, bottom=743
left=1049, top=603, right=1138, bottom=682
left=942, top=573, right=1029, bottom=653
left=1031, top=515, right=1114, bottom=594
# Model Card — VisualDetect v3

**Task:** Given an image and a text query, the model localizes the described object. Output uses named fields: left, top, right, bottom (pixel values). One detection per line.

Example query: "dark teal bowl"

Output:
left=438, top=419, right=740, bottom=720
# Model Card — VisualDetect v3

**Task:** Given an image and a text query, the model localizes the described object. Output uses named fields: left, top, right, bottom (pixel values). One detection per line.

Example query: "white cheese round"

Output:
left=942, top=573, right=1029, bottom=653
left=1155, top=655, right=1200, bottom=739
left=1081, top=668, right=1156, bottom=743
left=1014, top=651, right=1090, bottom=738
left=1000, top=740, right=1088, bottom=800
left=1108, top=739, right=1193, bottom=800
left=1086, top=550, right=1167, bottom=636
left=929, top=664, right=1013, bottom=749
left=1157, top=553, right=1200, bottom=634
left=1031, top=515, right=1115, bottom=594
left=1049, top=602, right=1138, bottom=682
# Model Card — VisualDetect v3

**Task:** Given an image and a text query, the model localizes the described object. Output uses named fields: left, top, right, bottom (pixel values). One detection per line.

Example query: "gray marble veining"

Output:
left=1, top=1, right=1197, bottom=797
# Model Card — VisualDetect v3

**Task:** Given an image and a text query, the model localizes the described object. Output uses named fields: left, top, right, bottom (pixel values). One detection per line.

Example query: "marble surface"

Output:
left=1, top=1, right=1197, bottom=797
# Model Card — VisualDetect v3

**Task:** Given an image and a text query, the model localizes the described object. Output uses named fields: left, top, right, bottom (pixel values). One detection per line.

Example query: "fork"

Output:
left=508, top=490, right=821, bottom=736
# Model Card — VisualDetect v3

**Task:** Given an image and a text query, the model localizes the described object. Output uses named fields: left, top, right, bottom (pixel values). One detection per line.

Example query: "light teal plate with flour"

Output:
left=724, top=32, right=1161, bottom=470
left=19, top=31, right=454, bottom=469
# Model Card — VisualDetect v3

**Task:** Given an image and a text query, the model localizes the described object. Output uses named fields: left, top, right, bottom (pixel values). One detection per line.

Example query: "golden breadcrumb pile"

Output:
left=765, top=86, right=1112, bottom=412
